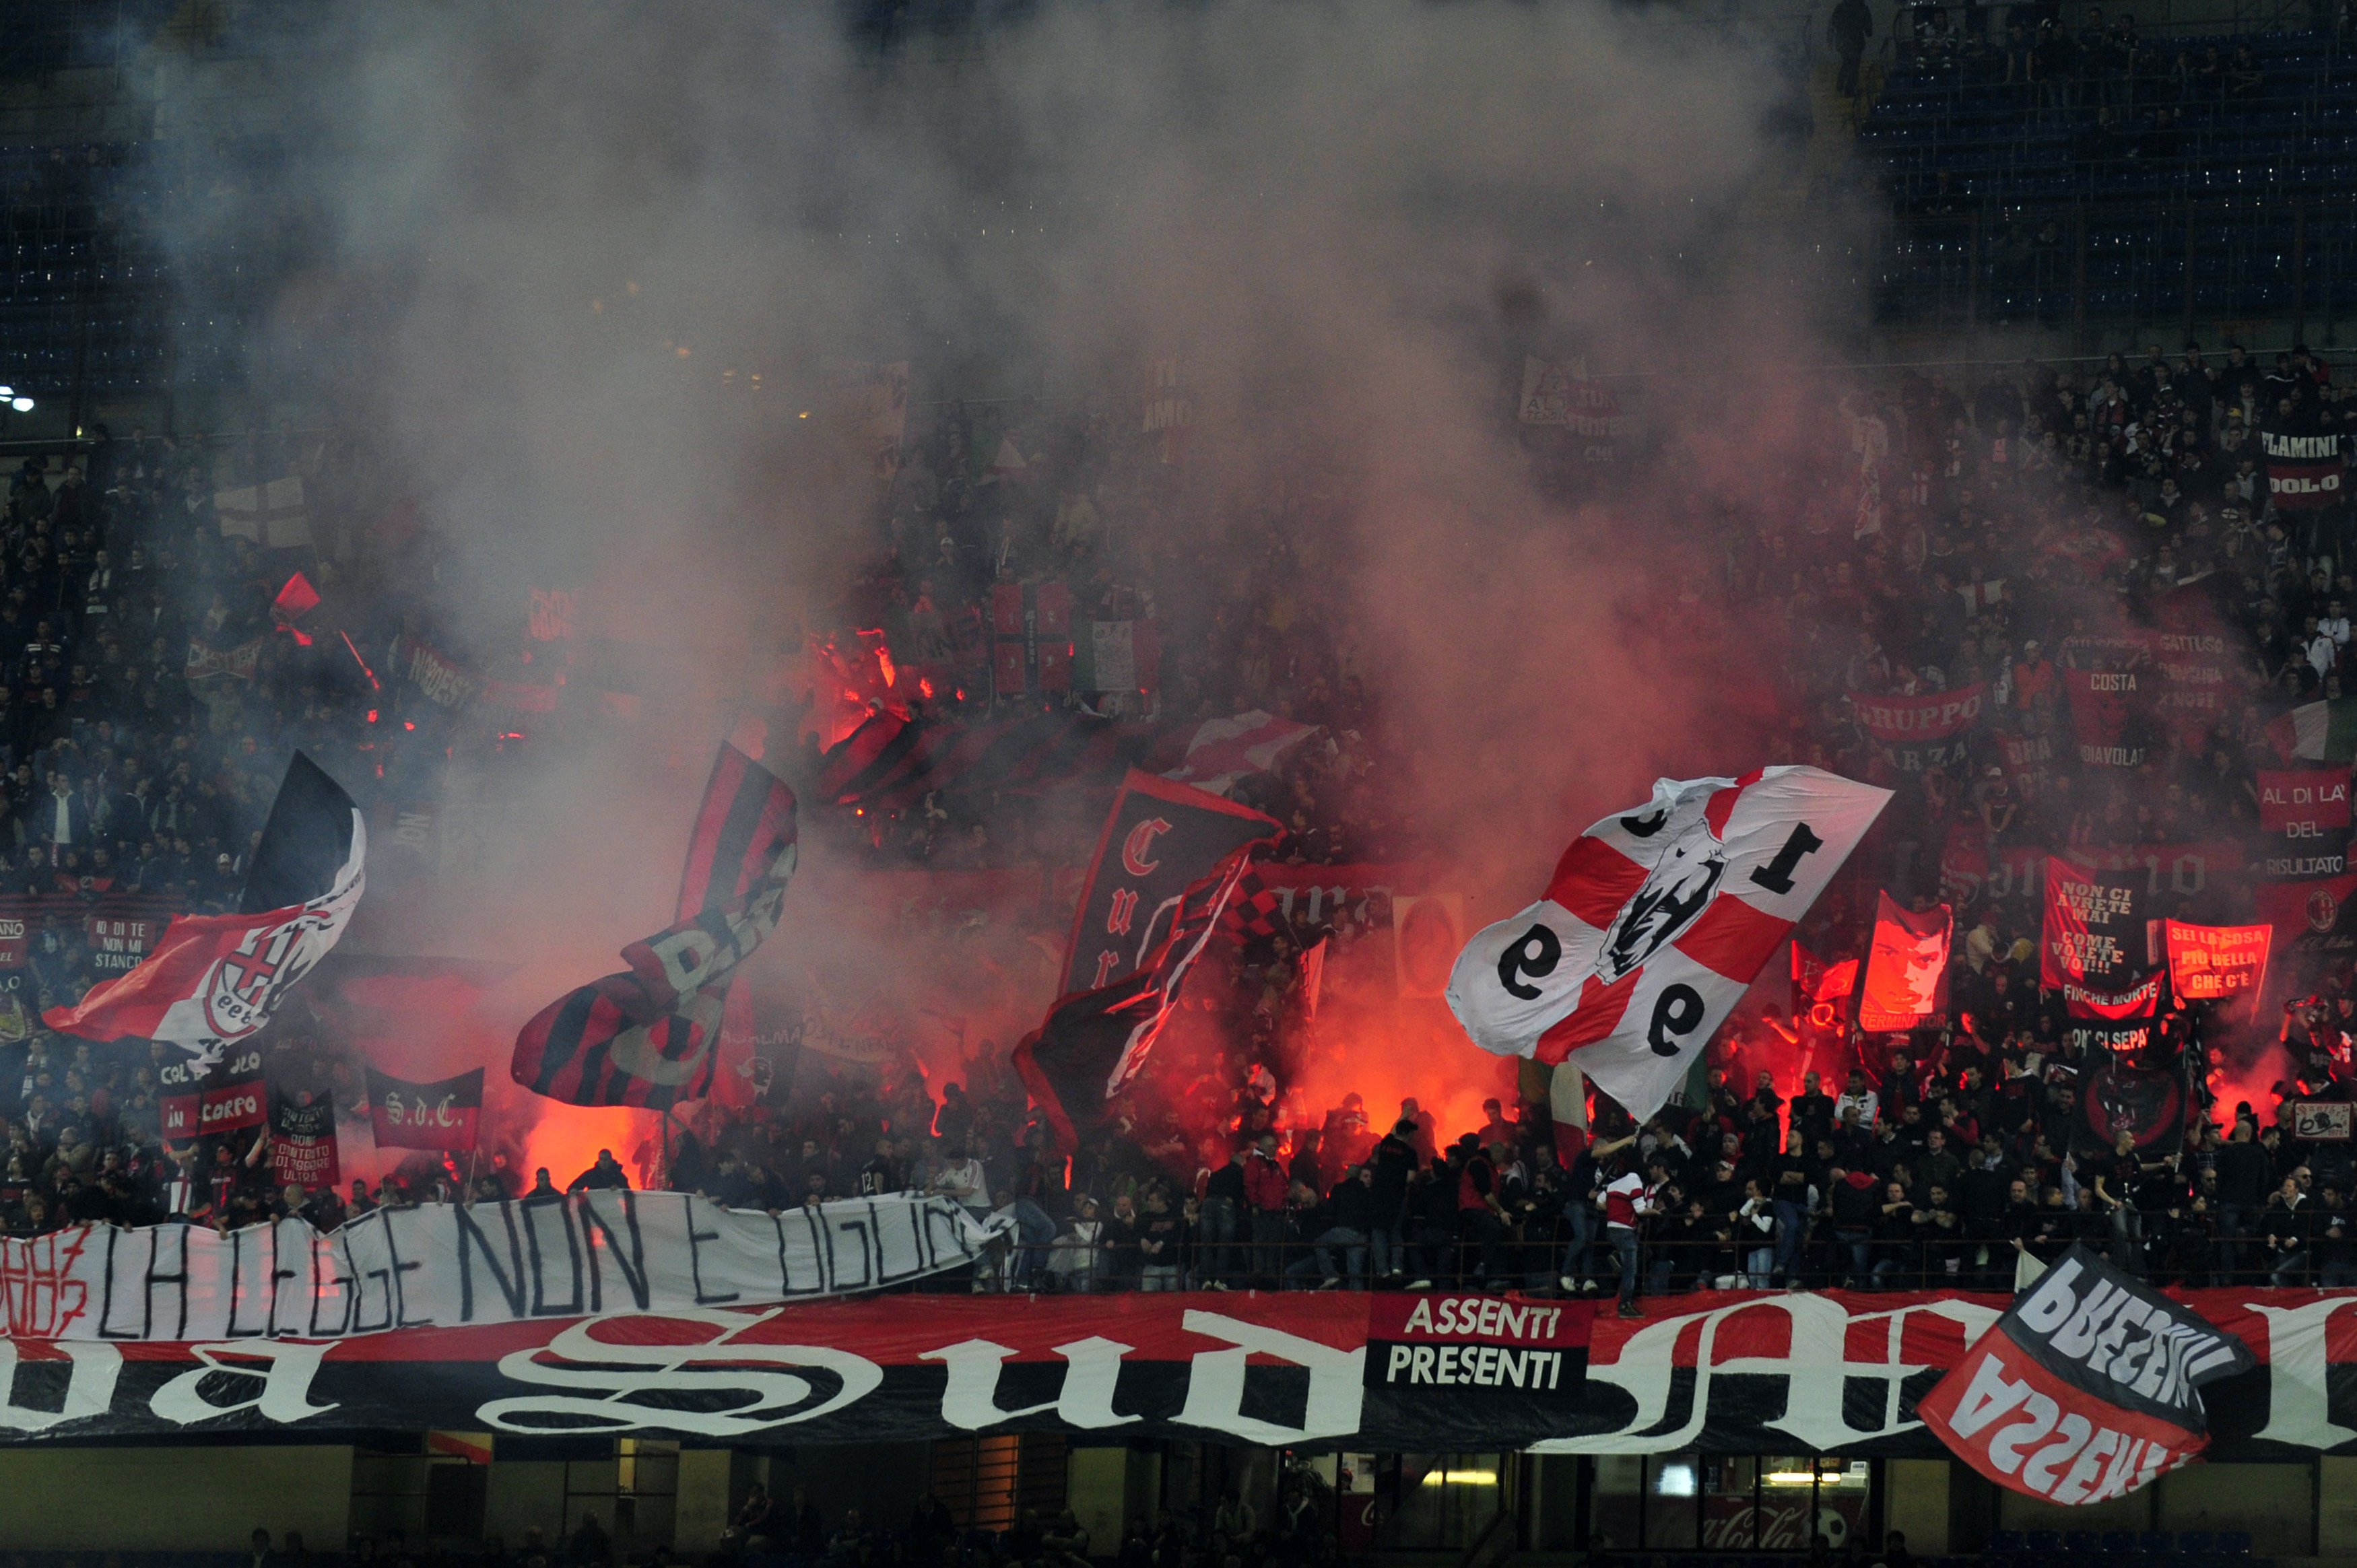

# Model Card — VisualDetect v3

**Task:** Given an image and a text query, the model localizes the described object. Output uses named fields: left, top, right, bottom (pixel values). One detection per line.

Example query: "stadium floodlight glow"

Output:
left=10, top=398, right=31, bottom=413
left=0, top=386, right=15, bottom=399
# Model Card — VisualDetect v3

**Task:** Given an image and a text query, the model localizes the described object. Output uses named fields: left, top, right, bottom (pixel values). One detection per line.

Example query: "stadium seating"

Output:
left=1863, top=27, right=2357, bottom=324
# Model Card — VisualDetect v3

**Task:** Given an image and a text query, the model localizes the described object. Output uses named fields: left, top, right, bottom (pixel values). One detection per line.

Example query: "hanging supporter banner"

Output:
left=2042, top=857, right=2162, bottom=1021
left=1391, top=893, right=1467, bottom=999
left=2164, top=920, right=2271, bottom=1006
left=1061, top=770, right=1280, bottom=995
left=1846, top=685, right=1983, bottom=772
left=46, top=755, right=365, bottom=1066
left=1990, top=728, right=2057, bottom=801
left=1446, top=767, right=1890, bottom=1124
left=364, top=1066, right=484, bottom=1151
left=0, top=1190, right=999, bottom=1347
left=160, top=1046, right=265, bottom=1141
left=2064, top=669, right=2150, bottom=768
left=269, top=1089, right=340, bottom=1188
left=1142, top=355, right=1193, bottom=465
left=527, top=588, right=576, bottom=643
left=183, top=638, right=263, bottom=683
left=2259, top=871, right=2357, bottom=955
left=987, top=582, right=1073, bottom=697
left=2071, top=840, right=2245, bottom=899
left=1074, top=621, right=1161, bottom=701
left=2294, top=1101, right=2354, bottom=1140
left=393, top=637, right=483, bottom=710
left=1105, top=860, right=1431, bottom=935
left=2149, top=587, right=2233, bottom=755
left=1918, top=1246, right=2253, bottom=1504
left=2263, top=428, right=2347, bottom=510
left=1856, top=893, right=1952, bottom=1033
left=512, top=746, right=796, bottom=1110
left=2259, top=769, right=2353, bottom=879
left=1517, top=357, right=1640, bottom=465
left=82, top=910, right=163, bottom=974
left=15, top=1284, right=2357, bottom=1454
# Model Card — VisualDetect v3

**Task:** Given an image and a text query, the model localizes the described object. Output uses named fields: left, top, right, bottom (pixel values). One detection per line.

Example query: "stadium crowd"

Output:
left=622, top=331, right=2357, bottom=1311
left=11, top=331, right=2357, bottom=1318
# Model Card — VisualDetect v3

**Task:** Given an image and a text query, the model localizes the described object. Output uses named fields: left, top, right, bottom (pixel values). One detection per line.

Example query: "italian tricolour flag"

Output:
left=2272, top=698, right=2357, bottom=763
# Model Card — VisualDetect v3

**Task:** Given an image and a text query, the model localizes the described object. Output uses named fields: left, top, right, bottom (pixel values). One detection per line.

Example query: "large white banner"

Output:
left=1, top=1190, right=999, bottom=1342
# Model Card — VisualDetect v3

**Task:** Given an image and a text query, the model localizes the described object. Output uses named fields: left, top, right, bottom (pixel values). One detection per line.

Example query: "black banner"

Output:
left=9, top=1285, right=2357, bottom=1454
left=1918, top=1246, right=2252, bottom=1503
left=1062, top=770, right=1279, bottom=995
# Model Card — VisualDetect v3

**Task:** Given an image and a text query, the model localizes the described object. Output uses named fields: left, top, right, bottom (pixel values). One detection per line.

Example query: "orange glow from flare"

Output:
left=1288, top=979, right=1520, bottom=1155
left=523, top=1104, right=654, bottom=1190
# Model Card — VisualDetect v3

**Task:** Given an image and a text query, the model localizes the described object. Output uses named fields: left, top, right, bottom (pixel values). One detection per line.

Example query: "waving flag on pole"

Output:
left=1446, top=767, right=1888, bottom=1123
left=1018, top=828, right=1277, bottom=1154
left=510, top=744, right=798, bottom=1110
left=45, top=753, right=365, bottom=1066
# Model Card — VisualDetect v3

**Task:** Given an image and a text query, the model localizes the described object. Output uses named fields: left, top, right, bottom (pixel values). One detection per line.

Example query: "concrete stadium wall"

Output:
left=0, top=1443, right=353, bottom=1550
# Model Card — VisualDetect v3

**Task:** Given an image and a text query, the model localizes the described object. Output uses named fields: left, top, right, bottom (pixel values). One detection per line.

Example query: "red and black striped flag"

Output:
left=510, top=745, right=798, bottom=1109
left=675, top=742, right=800, bottom=921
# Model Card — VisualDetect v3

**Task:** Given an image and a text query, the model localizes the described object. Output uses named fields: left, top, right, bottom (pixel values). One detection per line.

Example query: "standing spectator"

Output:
left=1244, top=1130, right=1288, bottom=1285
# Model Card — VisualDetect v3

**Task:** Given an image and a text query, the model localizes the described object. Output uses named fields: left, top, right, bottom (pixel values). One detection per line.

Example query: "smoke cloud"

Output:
left=153, top=0, right=1845, bottom=1159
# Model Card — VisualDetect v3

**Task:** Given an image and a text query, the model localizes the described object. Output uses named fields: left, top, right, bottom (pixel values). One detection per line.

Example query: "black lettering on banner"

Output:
left=344, top=1215, right=393, bottom=1334
left=809, top=1202, right=836, bottom=1286
left=310, top=1226, right=356, bottom=1338
left=226, top=1227, right=269, bottom=1338
left=923, top=1200, right=976, bottom=1272
left=148, top=1224, right=190, bottom=1340
left=1498, top=924, right=1562, bottom=1000
left=1647, top=984, right=1706, bottom=1056
left=521, top=1198, right=585, bottom=1318
left=454, top=1201, right=529, bottom=1320
left=831, top=1206, right=876, bottom=1291
left=870, top=1199, right=925, bottom=1285
left=271, top=1223, right=301, bottom=1336
left=686, top=1194, right=739, bottom=1304
left=1749, top=822, right=1825, bottom=896
left=577, top=1191, right=651, bottom=1313
left=773, top=1211, right=822, bottom=1297
left=1620, top=808, right=1669, bottom=837
left=902, top=1197, right=934, bottom=1276
left=382, top=1208, right=430, bottom=1328
left=96, top=1227, right=141, bottom=1339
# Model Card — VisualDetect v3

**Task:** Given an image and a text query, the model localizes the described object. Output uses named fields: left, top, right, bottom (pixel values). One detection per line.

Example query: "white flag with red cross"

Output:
left=1446, top=767, right=1890, bottom=1123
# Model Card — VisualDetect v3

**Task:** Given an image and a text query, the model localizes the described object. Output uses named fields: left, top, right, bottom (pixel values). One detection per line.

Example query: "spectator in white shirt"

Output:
left=1834, top=1068, right=1880, bottom=1129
